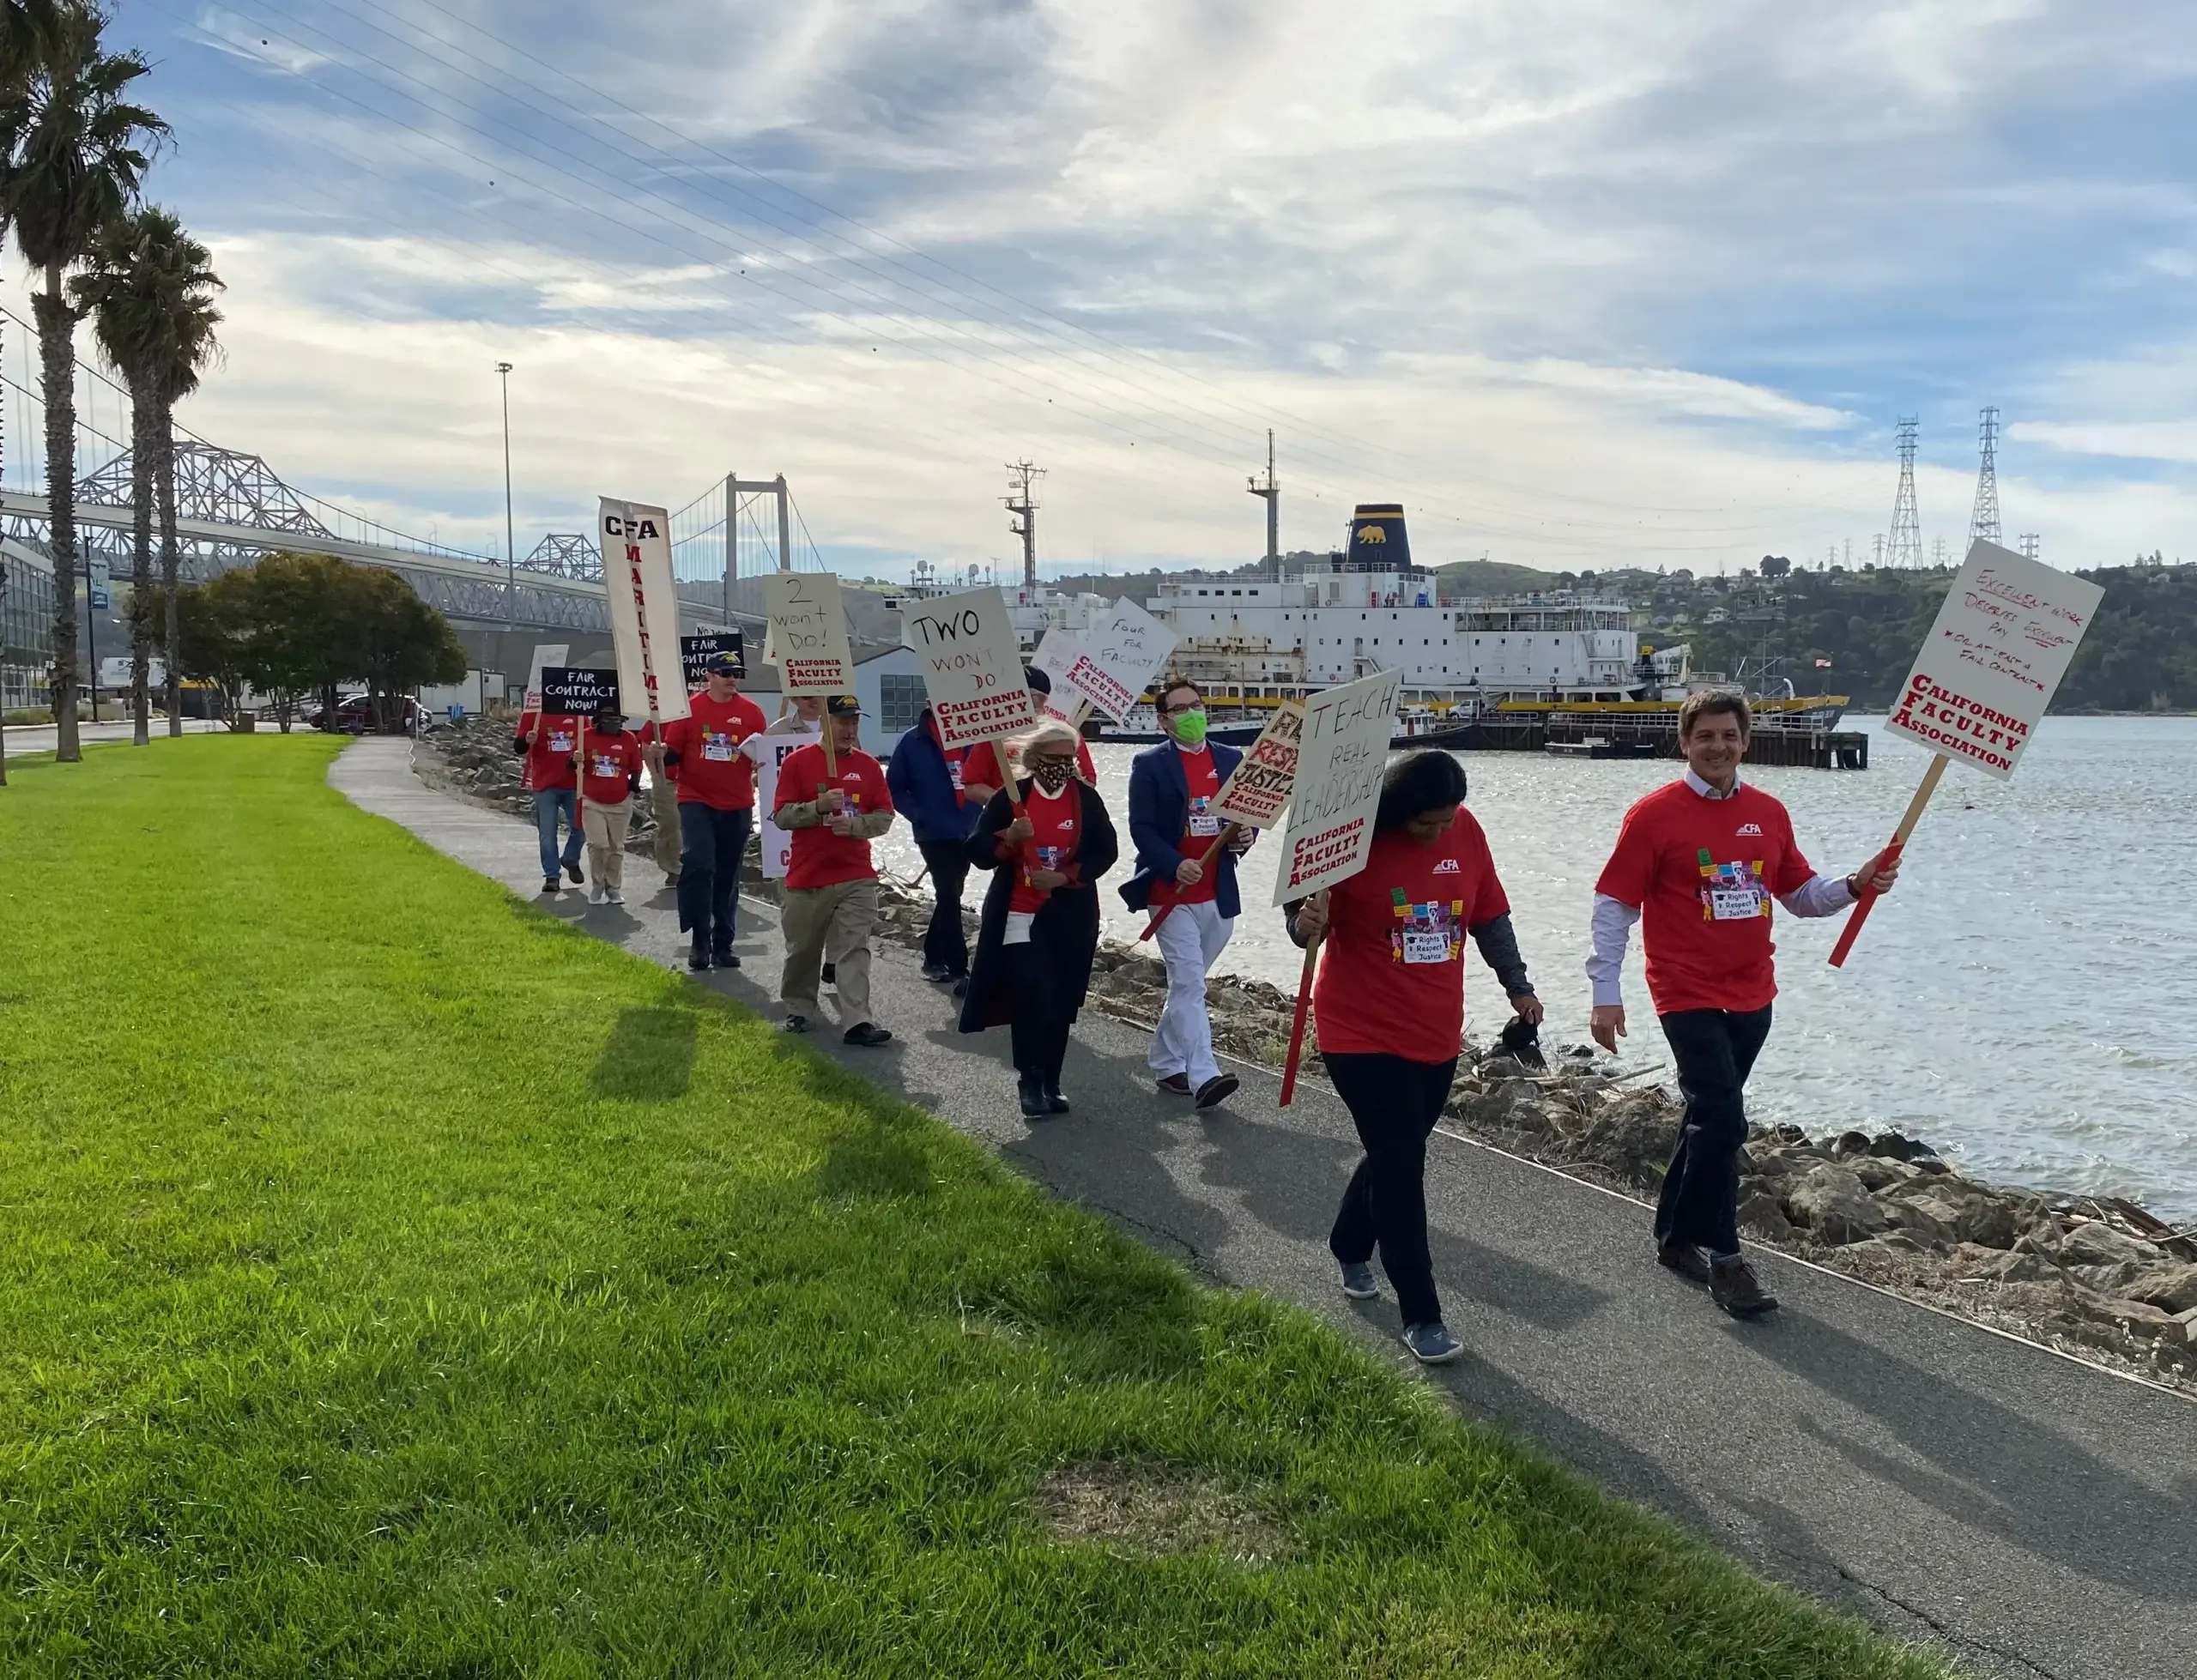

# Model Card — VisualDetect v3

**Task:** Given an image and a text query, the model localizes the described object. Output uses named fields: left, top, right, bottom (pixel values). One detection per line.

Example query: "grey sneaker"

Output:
left=1401, top=1321, right=1463, bottom=1364
left=782, top=1013, right=811, bottom=1035
left=1339, top=1261, right=1379, bottom=1300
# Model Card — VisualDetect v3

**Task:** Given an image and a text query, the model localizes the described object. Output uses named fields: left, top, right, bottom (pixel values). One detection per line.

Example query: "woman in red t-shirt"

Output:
left=1286, top=752, right=1543, bottom=1366
left=958, top=720, right=1120, bottom=1119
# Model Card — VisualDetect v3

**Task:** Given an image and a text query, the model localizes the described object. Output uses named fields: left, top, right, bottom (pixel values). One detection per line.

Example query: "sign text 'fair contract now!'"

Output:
left=903, top=586, right=1037, bottom=749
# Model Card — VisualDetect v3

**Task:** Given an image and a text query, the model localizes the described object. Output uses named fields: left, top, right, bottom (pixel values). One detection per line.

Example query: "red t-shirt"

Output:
left=663, top=692, right=767, bottom=810
left=773, top=745, right=893, bottom=890
left=960, top=734, right=1096, bottom=795
left=1595, top=779, right=1816, bottom=1016
left=1008, top=781, right=1084, bottom=913
left=1312, top=807, right=1510, bottom=1063
left=578, top=734, right=644, bottom=805
left=1146, top=746, right=1221, bottom=909
left=518, top=712, right=581, bottom=792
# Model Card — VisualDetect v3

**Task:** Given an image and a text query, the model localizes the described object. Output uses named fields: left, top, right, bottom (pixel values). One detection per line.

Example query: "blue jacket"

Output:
left=1119, top=739, right=1246, bottom=918
left=887, top=711, right=980, bottom=846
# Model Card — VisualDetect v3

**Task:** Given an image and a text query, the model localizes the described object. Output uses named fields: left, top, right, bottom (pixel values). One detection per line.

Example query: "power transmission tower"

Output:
left=1004, top=461, right=1044, bottom=595
left=1247, top=430, right=1280, bottom=580
left=1872, top=534, right=1885, bottom=568
left=1934, top=536, right=1947, bottom=567
left=1885, top=416, right=1922, bottom=568
left=1969, top=407, right=2002, bottom=545
left=2019, top=532, right=2040, bottom=561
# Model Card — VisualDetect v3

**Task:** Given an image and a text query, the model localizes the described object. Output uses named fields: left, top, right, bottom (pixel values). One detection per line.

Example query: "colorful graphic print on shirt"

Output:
left=1698, top=849, right=1770, bottom=921
left=1389, top=887, right=1466, bottom=964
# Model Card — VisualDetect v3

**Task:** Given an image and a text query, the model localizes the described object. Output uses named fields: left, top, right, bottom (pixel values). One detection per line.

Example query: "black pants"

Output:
left=1654, top=1006, right=1775, bottom=1258
left=676, top=803, right=752, bottom=953
left=918, top=839, right=971, bottom=976
left=1325, top=1052, right=1458, bottom=1329
left=1004, top=943, right=1070, bottom=1083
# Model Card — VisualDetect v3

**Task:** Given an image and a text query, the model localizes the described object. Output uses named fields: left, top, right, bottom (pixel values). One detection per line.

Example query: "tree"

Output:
left=335, top=565, right=465, bottom=729
left=1760, top=554, right=1792, bottom=580
left=72, top=203, right=221, bottom=744
left=165, top=574, right=248, bottom=721
left=0, top=1, right=166, bottom=762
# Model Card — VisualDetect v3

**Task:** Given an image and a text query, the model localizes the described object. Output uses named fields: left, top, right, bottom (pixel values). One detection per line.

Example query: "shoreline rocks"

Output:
left=413, top=722, right=2197, bottom=1397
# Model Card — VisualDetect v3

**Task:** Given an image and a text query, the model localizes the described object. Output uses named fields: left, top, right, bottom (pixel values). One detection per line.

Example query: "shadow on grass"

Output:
left=592, top=1006, right=700, bottom=1102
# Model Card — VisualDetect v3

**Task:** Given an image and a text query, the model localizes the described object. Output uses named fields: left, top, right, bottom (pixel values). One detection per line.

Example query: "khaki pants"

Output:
left=781, top=877, right=878, bottom=1028
left=650, top=777, right=682, bottom=879
left=581, top=799, right=629, bottom=891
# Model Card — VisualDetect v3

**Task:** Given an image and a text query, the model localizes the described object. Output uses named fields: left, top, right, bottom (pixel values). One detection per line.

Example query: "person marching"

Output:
left=1286, top=752, right=1541, bottom=1365
left=1121, top=678, right=1253, bottom=1109
left=575, top=706, right=644, bottom=905
left=772, top=695, right=896, bottom=1047
left=956, top=665, right=1098, bottom=795
left=660, top=651, right=767, bottom=971
left=1588, top=691, right=1900, bottom=1319
left=959, top=719, right=1119, bottom=1117
left=636, top=719, right=682, bottom=891
left=512, top=703, right=586, bottom=895
left=887, top=696, right=984, bottom=989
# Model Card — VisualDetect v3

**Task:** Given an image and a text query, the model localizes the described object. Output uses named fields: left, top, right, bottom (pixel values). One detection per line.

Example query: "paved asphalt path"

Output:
left=334, top=739, right=2194, bottom=1680
left=3, top=716, right=228, bottom=758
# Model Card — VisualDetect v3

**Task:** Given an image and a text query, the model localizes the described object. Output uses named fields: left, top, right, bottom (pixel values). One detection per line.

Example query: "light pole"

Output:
left=496, top=361, right=516, bottom=632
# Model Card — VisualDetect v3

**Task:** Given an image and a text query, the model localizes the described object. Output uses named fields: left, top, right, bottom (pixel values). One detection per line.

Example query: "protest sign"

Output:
left=762, top=573, right=855, bottom=696
left=539, top=667, right=622, bottom=715
left=755, top=723, right=821, bottom=880
left=680, top=630, right=746, bottom=689
left=524, top=644, right=568, bottom=710
left=1270, top=670, right=1401, bottom=1105
left=1032, top=600, right=1177, bottom=722
left=600, top=499, right=688, bottom=723
left=1831, top=540, right=2103, bottom=966
left=902, top=585, right=1037, bottom=749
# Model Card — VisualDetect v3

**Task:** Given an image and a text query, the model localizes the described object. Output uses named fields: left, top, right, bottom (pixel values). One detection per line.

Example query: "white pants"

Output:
left=1150, top=898, right=1232, bottom=1087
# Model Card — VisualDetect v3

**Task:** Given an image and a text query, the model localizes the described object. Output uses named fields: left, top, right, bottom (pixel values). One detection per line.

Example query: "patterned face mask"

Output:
left=1030, top=757, right=1074, bottom=793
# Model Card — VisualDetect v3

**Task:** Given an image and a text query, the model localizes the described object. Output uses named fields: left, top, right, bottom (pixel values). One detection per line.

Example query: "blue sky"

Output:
left=21, top=0, right=2194, bottom=579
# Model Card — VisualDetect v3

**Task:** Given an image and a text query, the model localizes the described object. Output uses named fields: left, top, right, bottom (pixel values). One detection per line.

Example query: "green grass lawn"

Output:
left=0, top=739, right=1953, bottom=1677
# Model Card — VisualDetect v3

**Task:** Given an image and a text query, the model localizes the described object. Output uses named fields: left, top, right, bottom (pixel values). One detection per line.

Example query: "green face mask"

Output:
left=1171, top=707, right=1208, bottom=746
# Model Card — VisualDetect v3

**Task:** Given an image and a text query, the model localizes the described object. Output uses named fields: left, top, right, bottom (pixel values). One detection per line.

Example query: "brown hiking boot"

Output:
left=1656, top=1241, right=1713, bottom=1285
left=1709, top=1255, right=1778, bottom=1319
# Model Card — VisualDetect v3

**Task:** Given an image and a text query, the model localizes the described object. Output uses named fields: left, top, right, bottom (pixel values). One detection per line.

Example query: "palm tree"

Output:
left=0, top=2, right=165, bottom=762
left=74, top=204, right=219, bottom=742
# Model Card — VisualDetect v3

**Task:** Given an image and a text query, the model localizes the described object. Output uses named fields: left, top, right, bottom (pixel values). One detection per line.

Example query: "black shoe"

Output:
left=1018, top=1076, right=1049, bottom=1119
left=1195, top=1073, right=1240, bottom=1109
left=1044, top=1082, right=1070, bottom=1115
left=1656, top=1241, right=1713, bottom=1286
left=922, top=962, right=950, bottom=982
left=542, top=877, right=560, bottom=895
left=1155, top=1073, right=1192, bottom=1096
left=843, top=1022, right=893, bottom=1048
left=714, top=950, right=741, bottom=970
left=821, top=963, right=836, bottom=987
left=687, top=947, right=711, bottom=971
left=782, top=1013, right=810, bottom=1034
left=1710, top=1256, right=1779, bottom=1319
left=951, top=977, right=968, bottom=998
left=563, top=860, right=584, bottom=885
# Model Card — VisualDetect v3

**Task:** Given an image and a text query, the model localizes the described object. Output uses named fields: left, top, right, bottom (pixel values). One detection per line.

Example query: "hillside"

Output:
left=1432, top=559, right=1565, bottom=597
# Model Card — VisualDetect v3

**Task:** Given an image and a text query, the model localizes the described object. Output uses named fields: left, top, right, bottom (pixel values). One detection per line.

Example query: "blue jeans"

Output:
left=677, top=802, right=753, bottom=952
left=533, top=788, right=585, bottom=879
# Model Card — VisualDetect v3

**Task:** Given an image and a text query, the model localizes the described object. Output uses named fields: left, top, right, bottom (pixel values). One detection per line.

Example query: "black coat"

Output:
left=957, top=779, right=1120, bottom=1033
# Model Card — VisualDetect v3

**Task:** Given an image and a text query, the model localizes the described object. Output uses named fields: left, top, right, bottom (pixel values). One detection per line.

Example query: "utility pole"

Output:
left=0, top=559, right=9, bottom=785
left=1247, top=430, right=1280, bottom=580
left=1004, top=460, right=1044, bottom=597
left=1885, top=416, right=1922, bottom=568
left=496, top=362, right=516, bottom=630
left=82, top=553, right=100, bottom=722
left=775, top=474, right=792, bottom=572
left=1969, top=406, right=2002, bottom=545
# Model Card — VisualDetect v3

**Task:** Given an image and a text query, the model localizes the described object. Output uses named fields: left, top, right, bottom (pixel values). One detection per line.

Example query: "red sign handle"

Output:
left=1278, top=932, right=1323, bottom=1108
left=1827, top=753, right=1946, bottom=969
left=1137, top=825, right=1240, bottom=942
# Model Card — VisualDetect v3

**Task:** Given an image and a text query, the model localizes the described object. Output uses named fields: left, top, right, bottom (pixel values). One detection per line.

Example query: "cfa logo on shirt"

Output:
left=1431, top=858, right=1461, bottom=874
left=1735, top=822, right=1764, bottom=837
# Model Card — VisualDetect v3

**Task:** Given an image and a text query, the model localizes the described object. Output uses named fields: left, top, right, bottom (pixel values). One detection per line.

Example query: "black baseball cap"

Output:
left=705, top=650, right=741, bottom=674
left=825, top=693, right=862, bottom=716
left=1025, top=664, right=1052, bottom=693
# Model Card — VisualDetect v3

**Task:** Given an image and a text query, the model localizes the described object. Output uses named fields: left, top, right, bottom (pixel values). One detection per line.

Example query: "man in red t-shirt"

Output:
left=1588, top=692, right=1900, bottom=1318
left=575, top=706, right=645, bottom=906
left=772, top=694, right=897, bottom=1047
left=512, top=707, right=587, bottom=893
left=660, top=651, right=768, bottom=971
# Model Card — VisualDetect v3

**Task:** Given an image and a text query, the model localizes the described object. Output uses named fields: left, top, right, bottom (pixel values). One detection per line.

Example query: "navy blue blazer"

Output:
left=1119, top=739, right=1246, bottom=918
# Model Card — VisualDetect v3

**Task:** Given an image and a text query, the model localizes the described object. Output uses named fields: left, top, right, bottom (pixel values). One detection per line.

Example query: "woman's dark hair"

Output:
left=1375, top=751, right=1468, bottom=833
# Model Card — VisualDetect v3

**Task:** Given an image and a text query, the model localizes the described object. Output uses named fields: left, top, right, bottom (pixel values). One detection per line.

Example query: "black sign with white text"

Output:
left=681, top=631, right=747, bottom=686
left=539, top=667, right=622, bottom=714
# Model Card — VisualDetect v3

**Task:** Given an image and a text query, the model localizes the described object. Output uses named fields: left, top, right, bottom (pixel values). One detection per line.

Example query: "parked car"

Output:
left=310, top=694, right=432, bottom=734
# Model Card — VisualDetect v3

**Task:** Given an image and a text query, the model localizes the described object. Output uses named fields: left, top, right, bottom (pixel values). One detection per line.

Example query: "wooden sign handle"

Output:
left=1138, top=823, right=1241, bottom=941
left=1278, top=927, right=1324, bottom=1108
left=1829, top=752, right=1946, bottom=969
left=993, top=733, right=1026, bottom=819
left=574, top=716, right=587, bottom=828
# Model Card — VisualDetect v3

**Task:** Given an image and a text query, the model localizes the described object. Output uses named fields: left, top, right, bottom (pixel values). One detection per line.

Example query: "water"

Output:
left=874, top=717, right=2197, bottom=1221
